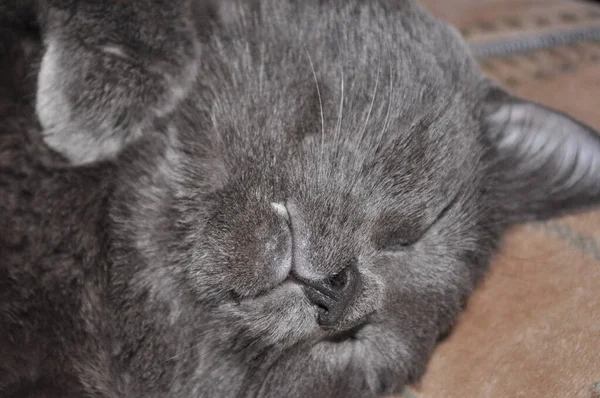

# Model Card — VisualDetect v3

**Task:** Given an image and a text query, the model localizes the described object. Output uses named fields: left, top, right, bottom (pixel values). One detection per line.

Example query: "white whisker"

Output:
left=335, top=69, right=345, bottom=149
left=258, top=44, right=265, bottom=94
left=305, top=48, right=325, bottom=180
left=376, top=64, right=394, bottom=151
left=359, top=56, right=381, bottom=145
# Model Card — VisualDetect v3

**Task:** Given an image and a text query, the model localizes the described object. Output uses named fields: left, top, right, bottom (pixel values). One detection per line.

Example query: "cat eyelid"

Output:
left=426, top=189, right=461, bottom=231
left=382, top=190, right=461, bottom=252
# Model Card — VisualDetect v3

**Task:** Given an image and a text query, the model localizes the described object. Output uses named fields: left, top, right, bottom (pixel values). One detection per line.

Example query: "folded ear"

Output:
left=481, top=86, right=600, bottom=223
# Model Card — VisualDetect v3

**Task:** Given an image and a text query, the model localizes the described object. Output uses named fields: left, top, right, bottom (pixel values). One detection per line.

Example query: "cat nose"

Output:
left=297, top=263, right=361, bottom=329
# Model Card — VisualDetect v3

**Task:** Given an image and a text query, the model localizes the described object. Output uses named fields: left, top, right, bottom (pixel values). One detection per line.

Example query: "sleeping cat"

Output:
left=2, top=0, right=600, bottom=397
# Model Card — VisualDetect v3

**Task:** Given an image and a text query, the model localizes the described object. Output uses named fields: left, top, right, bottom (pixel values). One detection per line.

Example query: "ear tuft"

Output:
left=482, top=86, right=600, bottom=222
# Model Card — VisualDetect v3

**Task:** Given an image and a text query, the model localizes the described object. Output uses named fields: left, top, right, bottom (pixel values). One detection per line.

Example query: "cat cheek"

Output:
left=230, top=229, right=293, bottom=298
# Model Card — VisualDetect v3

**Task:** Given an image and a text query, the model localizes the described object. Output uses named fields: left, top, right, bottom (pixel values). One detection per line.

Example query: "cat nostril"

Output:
left=327, top=268, right=348, bottom=290
left=299, top=263, right=361, bottom=328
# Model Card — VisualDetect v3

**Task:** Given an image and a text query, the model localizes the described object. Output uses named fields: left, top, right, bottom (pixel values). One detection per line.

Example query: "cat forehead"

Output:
left=202, top=0, right=482, bottom=126
left=212, top=0, right=478, bottom=79
left=195, top=0, right=484, bottom=201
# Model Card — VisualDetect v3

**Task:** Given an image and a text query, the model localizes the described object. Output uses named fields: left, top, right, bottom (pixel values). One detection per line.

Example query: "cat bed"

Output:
left=400, top=0, right=600, bottom=397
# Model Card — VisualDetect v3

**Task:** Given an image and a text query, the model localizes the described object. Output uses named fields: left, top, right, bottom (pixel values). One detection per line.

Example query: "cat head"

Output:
left=116, top=0, right=600, bottom=393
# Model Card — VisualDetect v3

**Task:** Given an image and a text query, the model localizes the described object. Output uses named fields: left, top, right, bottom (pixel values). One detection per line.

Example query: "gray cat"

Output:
left=2, top=0, right=600, bottom=397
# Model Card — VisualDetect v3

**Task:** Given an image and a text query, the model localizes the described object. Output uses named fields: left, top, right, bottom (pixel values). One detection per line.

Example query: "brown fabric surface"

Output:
left=417, top=228, right=600, bottom=397
left=397, top=1, right=600, bottom=397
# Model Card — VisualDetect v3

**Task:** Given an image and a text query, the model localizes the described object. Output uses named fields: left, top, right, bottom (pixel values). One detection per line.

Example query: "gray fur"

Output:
left=29, top=0, right=201, bottom=164
left=2, top=0, right=600, bottom=397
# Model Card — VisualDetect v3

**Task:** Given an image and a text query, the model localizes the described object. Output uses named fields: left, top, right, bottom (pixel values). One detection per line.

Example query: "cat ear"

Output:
left=481, top=86, right=600, bottom=222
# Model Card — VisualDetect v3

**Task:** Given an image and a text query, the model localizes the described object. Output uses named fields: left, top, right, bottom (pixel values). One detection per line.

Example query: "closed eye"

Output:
left=379, top=191, right=461, bottom=252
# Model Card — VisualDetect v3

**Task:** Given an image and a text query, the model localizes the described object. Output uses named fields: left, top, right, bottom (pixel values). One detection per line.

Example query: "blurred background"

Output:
left=399, top=1, right=600, bottom=397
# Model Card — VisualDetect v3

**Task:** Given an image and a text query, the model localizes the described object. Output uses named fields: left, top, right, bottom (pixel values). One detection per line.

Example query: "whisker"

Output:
left=164, top=338, right=205, bottom=362
left=305, top=48, right=325, bottom=182
left=258, top=44, right=265, bottom=95
left=376, top=63, right=394, bottom=151
left=336, top=72, right=345, bottom=144
left=359, top=55, right=381, bottom=145
left=333, top=33, right=346, bottom=163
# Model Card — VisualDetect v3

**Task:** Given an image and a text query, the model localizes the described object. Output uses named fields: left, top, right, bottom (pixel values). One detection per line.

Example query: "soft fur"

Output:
left=2, top=0, right=201, bottom=164
left=2, top=0, right=600, bottom=397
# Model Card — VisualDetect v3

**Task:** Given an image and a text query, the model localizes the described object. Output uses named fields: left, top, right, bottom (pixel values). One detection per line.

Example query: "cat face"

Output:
left=181, top=94, right=490, bottom=342
left=115, top=0, right=600, bottom=394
